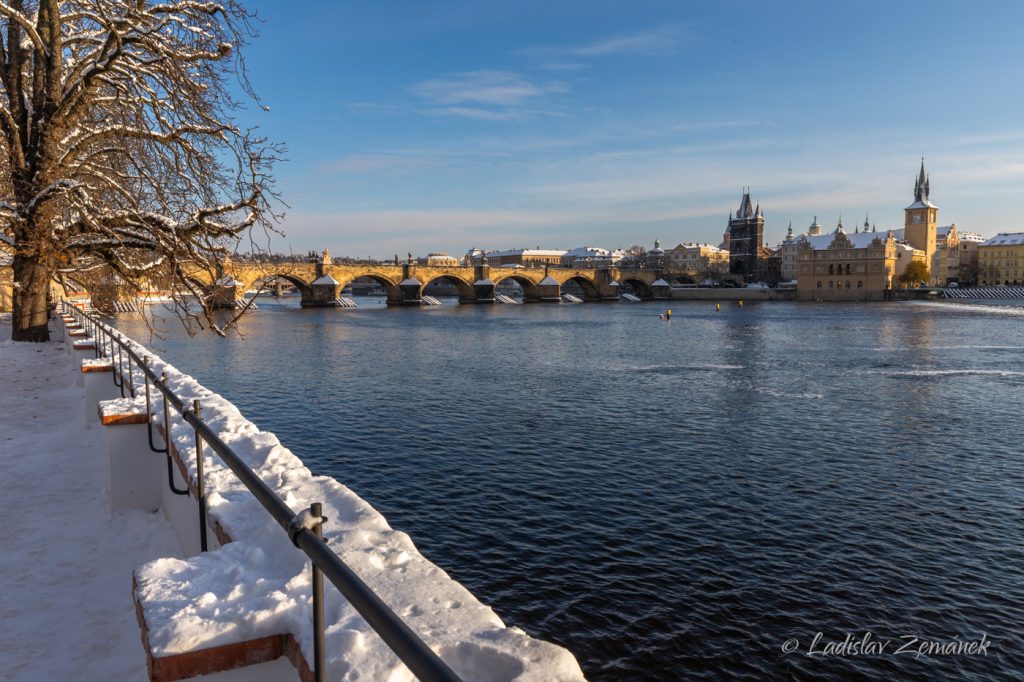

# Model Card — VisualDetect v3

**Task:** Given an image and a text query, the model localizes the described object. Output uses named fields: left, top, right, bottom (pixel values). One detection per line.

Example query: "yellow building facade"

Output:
left=978, top=233, right=1024, bottom=285
left=796, top=224, right=897, bottom=300
left=665, top=243, right=729, bottom=281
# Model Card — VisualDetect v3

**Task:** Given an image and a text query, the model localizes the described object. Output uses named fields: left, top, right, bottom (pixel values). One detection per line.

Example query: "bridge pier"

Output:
left=538, top=275, right=561, bottom=303
left=595, top=269, right=622, bottom=301
left=207, top=278, right=245, bottom=309
left=397, top=263, right=423, bottom=306
left=301, top=275, right=341, bottom=307
left=651, top=274, right=671, bottom=300
left=468, top=265, right=495, bottom=304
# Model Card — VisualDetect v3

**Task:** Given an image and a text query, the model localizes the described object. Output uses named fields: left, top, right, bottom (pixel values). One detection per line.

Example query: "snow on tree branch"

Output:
left=0, top=0, right=283, bottom=340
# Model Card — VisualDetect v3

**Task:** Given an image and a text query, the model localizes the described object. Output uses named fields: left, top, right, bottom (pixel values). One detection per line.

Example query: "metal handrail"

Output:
left=62, top=302, right=461, bottom=682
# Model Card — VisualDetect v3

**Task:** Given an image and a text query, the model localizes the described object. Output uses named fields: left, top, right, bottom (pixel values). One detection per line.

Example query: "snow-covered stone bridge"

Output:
left=184, top=250, right=675, bottom=308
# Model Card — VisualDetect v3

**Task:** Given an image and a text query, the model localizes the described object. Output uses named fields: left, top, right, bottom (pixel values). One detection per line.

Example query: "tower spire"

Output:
left=915, top=158, right=928, bottom=202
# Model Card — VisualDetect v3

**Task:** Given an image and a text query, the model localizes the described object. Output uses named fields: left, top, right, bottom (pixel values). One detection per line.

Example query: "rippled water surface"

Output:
left=117, top=299, right=1024, bottom=680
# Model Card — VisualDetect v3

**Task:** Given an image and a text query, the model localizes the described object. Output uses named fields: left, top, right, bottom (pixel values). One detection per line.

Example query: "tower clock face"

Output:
left=913, top=213, right=922, bottom=224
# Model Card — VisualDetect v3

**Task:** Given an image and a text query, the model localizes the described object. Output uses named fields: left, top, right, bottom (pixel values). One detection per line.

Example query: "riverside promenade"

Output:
left=0, top=315, right=182, bottom=680
left=0, top=311, right=586, bottom=681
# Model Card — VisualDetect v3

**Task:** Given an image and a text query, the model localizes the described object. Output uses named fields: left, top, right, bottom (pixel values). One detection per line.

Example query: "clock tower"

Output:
left=904, top=159, right=938, bottom=270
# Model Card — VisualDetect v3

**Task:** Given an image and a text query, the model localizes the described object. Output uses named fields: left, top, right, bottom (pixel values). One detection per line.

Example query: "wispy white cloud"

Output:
left=538, top=61, right=589, bottom=72
left=522, top=24, right=693, bottom=62
left=567, top=24, right=692, bottom=57
left=410, top=70, right=565, bottom=106
left=671, top=120, right=774, bottom=133
left=407, top=70, right=566, bottom=121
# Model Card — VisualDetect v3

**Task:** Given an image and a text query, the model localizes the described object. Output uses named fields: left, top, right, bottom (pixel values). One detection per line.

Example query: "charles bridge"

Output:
left=189, top=250, right=680, bottom=307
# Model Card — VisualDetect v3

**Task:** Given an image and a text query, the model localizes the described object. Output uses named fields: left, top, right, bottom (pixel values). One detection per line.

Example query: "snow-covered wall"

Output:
left=79, top=315, right=585, bottom=681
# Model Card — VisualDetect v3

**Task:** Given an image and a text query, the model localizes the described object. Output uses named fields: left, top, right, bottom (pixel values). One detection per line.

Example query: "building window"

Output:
left=817, top=281, right=822, bottom=289
left=828, top=264, right=834, bottom=274
left=845, top=280, right=851, bottom=288
left=845, top=264, right=851, bottom=275
left=828, top=281, right=834, bottom=288
left=857, top=280, right=863, bottom=288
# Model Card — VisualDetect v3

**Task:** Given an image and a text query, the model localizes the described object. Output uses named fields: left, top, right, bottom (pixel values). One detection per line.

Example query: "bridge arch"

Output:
left=558, top=274, right=601, bottom=301
left=492, top=272, right=541, bottom=302
left=337, top=272, right=402, bottom=302
left=618, top=277, right=652, bottom=299
left=419, top=272, right=475, bottom=301
left=242, top=273, right=313, bottom=297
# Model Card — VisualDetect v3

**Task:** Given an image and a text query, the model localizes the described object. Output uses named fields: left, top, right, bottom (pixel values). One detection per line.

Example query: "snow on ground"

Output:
left=0, top=314, right=181, bottom=681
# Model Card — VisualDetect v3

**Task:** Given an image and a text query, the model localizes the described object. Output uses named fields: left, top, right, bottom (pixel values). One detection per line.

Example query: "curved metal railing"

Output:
left=61, top=301, right=461, bottom=682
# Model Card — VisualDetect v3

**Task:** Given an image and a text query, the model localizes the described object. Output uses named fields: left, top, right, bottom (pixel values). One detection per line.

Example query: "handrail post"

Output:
left=126, top=352, right=134, bottom=397
left=193, top=399, right=208, bottom=552
left=158, top=371, right=189, bottom=496
left=311, top=502, right=325, bottom=682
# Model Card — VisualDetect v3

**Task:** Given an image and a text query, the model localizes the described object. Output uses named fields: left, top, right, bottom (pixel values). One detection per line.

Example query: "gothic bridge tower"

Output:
left=728, top=187, right=764, bottom=280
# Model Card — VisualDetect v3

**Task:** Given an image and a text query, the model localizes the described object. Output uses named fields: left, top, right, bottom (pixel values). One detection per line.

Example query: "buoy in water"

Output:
left=738, top=300, right=744, bottom=307
left=666, top=309, right=671, bottom=320
left=715, top=303, right=721, bottom=311
left=659, top=313, right=664, bottom=319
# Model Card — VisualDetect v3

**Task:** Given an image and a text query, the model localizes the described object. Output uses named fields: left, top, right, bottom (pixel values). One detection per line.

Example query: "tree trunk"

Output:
left=11, top=254, right=53, bottom=342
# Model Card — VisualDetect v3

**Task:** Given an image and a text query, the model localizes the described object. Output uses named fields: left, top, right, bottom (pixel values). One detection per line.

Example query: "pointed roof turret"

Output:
left=907, top=158, right=937, bottom=209
left=835, top=215, right=845, bottom=234
left=736, top=188, right=755, bottom=219
left=808, top=215, right=822, bottom=235
left=864, top=213, right=870, bottom=231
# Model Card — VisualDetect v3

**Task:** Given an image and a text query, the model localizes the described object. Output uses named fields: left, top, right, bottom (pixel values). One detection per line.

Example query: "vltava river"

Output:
left=118, top=298, right=1024, bottom=680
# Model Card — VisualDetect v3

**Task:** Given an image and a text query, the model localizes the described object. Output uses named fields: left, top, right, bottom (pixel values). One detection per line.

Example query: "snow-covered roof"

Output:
left=487, top=248, right=567, bottom=258
left=539, top=275, right=559, bottom=285
left=797, top=231, right=891, bottom=250
left=215, top=276, right=242, bottom=286
left=609, top=280, right=620, bottom=287
left=958, top=231, right=985, bottom=242
left=905, top=199, right=938, bottom=209
left=473, top=278, right=494, bottom=286
left=669, top=242, right=727, bottom=253
left=982, top=232, right=1024, bottom=246
left=311, top=274, right=339, bottom=285
left=565, top=246, right=610, bottom=257
left=399, top=277, right=421, bottom=286
left=651, top=278, right=670, bottom=286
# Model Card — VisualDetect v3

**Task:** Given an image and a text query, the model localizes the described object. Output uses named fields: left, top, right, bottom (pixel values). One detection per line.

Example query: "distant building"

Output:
left=420, top=252, right=459, bottom=266
left=956, top=231, right=985, bottom=285
left=483, top=248, right=567, bottom=267
left=933, top=225, right=961, bottom=285
left=665, top=243, right=729, bottom=282
left=643, top=240, right=666, bottom=270
left=796, top=219, right=898, bottom=300
left=727, top=188, right=764, bottom=281
left=978, top=233, right=1024, bottom=285
left=562, top=246, right=621, bottom=268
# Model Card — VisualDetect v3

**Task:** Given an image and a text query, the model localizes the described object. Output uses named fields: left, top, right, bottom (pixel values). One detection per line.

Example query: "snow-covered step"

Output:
left=495, top=294, right=520, bottom=304
left=421, top=295, right=442, bottom=306
left=561, top=293, right=583, bottom=303
left=620, top=293, right=642, bottom=302
left=334, top=296, right=358, bottom=308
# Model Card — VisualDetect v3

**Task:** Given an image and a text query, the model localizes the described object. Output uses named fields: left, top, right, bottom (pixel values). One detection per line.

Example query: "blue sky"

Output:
left=237, top=1, right=1024, bottom=258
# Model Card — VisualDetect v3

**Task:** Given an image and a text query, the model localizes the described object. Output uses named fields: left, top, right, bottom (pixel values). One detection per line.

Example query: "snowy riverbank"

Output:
left=0, top=312, right=584, bottom=681
left=0, top=315, right=181, bottom=680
